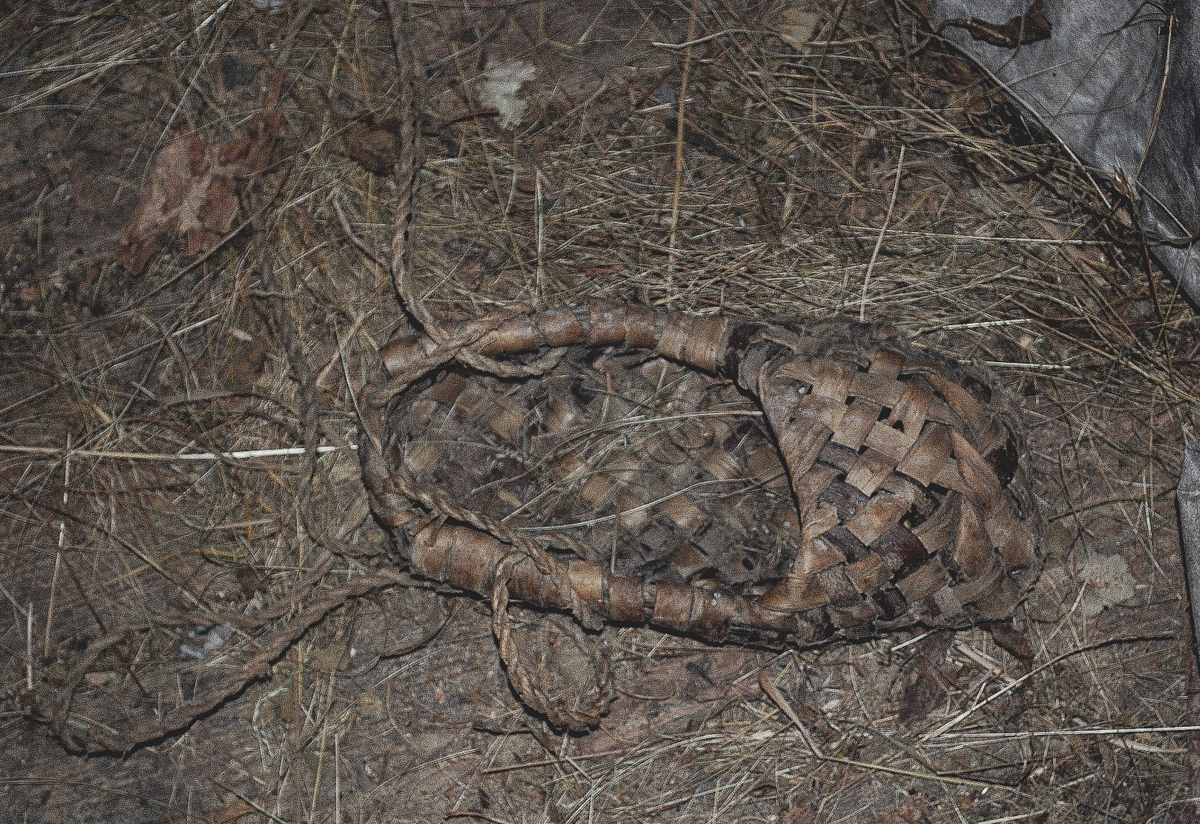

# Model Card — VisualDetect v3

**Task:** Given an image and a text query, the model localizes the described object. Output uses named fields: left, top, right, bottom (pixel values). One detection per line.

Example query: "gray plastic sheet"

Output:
left=1180, top=444, right=1200, bottom=645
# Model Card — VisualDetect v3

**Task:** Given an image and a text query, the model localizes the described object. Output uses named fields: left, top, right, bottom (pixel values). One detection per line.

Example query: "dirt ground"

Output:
left=2, top=1, right=1199, bottom=822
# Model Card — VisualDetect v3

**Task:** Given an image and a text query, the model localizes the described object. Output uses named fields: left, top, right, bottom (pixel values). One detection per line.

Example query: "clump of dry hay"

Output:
left=1, top=1, right=1197, bottom=822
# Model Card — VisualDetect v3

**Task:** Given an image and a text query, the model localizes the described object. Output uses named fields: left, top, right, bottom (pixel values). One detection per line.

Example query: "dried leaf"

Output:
left=986, top=619, right=1034, bottom=662
left=214, top=801, right=257, bottom=824
left=897, top=631, right=951, bottom=725
left=342, top=116, right=405, bottom=174
left=1078, top=552, right=1137, bottom=618
left=897, top=658, right=946, bottom=724
left=116, top=80, right=284, bottom=275
left=83, top=671, right=119, bottom=688
left=236, top=565, right=269, bottom=596
left=683, top=647, right=760, bottom=702
left=307, top=642, right=352, bottom=672
left=774, top=7, right=821, bottom=51
left=474, top=58, right=537, bottom=129
left=227, top=322, right=270, bottom=391
left=778, top=802, right=817, bottom=824
left=880, top=800, right=931, bottom=824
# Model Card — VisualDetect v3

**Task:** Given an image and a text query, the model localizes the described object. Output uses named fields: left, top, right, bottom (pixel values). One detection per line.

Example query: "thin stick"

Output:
left=860, top=144, right=905, bottom=322
left=759, top=669, right=825, bottom=760
left=44, top=435, right=69, bottom=658
left=0, top=444, right=353, bottom=462
left=936, top=318, right=1031, bottom=331
left=651, top=29, right=752, bottom=49
left=942, top=725, right=1200, bottom=740
left=970, top=361, right=1072, bottom=371
left=26, top=601, right=34, bottom=691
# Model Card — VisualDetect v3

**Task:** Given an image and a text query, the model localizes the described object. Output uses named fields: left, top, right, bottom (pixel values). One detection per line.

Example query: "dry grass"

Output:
left=1, top=1, right=1198, bottom=821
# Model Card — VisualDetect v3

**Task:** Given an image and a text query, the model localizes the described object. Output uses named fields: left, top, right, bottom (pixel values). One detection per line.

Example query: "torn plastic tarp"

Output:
left=915, top=1, right=1200, bottom=645
left=1181, top=444, right=1200, bottom=650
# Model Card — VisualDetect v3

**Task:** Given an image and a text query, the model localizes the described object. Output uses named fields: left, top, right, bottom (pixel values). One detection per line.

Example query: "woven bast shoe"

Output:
left=358, top=301, right=1041, bottom=654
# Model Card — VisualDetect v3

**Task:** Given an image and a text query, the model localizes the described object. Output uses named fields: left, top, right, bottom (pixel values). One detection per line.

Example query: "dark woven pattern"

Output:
left=390, top=351, right=799, bottom=590
left=359, top=302, right=1041, bottom=649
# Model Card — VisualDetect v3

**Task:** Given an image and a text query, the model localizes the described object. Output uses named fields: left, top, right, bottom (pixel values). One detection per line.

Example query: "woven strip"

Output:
left=359, top=301, right=1041, bottom=649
